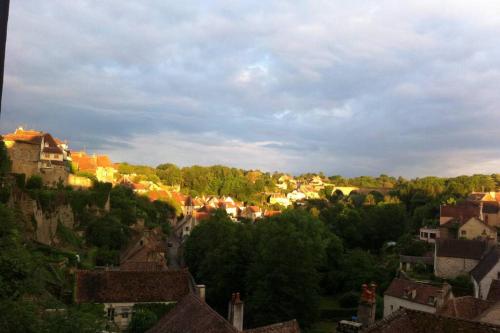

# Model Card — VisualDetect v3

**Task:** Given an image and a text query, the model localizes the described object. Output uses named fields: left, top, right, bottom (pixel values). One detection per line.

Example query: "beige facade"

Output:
left=104, top=301, right=175, bottom=331
left=4, top=141, right=40, bottom=177
left=434, top=256, right=479, bottom=279
left=419, top=227, right=440, bottom=243
left=458, top=217, right=497, bottom=242
left=383, top=295, right=436, bottom=317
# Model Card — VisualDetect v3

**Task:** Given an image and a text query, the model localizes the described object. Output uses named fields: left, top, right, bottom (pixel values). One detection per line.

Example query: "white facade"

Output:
left=474, top=261, right=500, bottom=300
left=383, top=295, right=436, bottom=317
left=419, top=227, right=440, bottom=243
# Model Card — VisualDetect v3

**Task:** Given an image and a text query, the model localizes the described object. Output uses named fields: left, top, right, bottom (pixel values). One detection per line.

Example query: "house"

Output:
left=399, top=253, right=434, bottom=272
left=75, top=269, right=191, bottom=331
left=434, top=239, right=489, bottom=279
left=363, top=308, right=500, bottom=333
left=269, top=193, right=291, bottom=207
left=146, top=292, right=300, bottom=333
left=440, top=200, right=500, bottom=230
left=383, top=278, right=452, bottom=317
left=221, top=201, right=238, bottom=218
left=458, top=217, right=497, bottom=242
left=472, top=248, right=500, bottom=300
left=419, top=227, right=440, bottom=243
left=119, top=231, right=168, bottom=271
left=71, top=151, right=117, bottom=183
left=2, top=127, right=69, bottom=186
left=242, top=206, right=262, bottom=221
left=287, top=190, right=306, bottom=202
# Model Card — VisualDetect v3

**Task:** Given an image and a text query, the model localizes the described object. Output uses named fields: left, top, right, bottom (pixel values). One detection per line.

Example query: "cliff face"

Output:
left=9, top=188, right=75, bottom=245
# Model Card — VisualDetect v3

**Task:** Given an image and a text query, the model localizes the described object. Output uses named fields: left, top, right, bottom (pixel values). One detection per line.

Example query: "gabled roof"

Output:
left=384, top=278, right=447, bottom=307
left=471, top=248, right=500, bottom=282
left=440, top=203, right=480, bottom=223
left=437, top=296, right=494, bottom=320
left=146, top=293, right=239, bottom=333
left=436, top=239, right=488, bottom=260
left=245, top=320, right=300, bottom=333
left=247, top=206, right=261, bottom=213
left=96, top=155, right=113, bottom=168
left=75, top=269, right=190, bottom=303
left=363, top=308, right=500, bottom=333
left=146, top=293, right=301, bottom=333
left=488, top=280, right=500, bottom=302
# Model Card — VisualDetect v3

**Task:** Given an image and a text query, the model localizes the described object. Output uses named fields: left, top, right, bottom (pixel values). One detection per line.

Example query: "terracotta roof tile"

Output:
left=363, top=308, right=500, bottom=333
left=436, top=239, right=488, bottom=260
left=146, top=293, right=239, bottom=333
left=437, top=296, right=494, bottom=320
left=245, top=320, right=300, bottom=333
left=96, top=155, right=113, bottom=168
left=384, top=278, right=449, bottom=307
left=75, top=269, right=190, bottom=303
left=440, top=203, right=480, bottom=223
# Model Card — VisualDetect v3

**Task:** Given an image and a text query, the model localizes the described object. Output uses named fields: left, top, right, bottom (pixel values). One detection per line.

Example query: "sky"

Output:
left=2, top=1, right=500, bottom=177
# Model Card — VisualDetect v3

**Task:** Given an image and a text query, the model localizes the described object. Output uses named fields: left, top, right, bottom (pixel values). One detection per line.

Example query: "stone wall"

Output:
left=40, top=164, right=69, bottom=187
left=5, top=141, right=39, bottom=178
left=68, top=174, right=92, bottom=188
left=434, top=256, right=479, bottom=279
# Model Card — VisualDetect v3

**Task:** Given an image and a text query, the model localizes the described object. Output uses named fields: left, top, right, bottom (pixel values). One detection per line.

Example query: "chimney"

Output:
left=196, top=284, right=206, bottom=302
left=228, top=292, right=244, bottom=331
left=357, top=283, right=376, bottom=327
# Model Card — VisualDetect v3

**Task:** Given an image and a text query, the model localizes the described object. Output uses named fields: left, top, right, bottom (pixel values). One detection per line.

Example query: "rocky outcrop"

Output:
left=34, top=203, right=74, bottom=245
left=9, top=188, right=75, bottom=245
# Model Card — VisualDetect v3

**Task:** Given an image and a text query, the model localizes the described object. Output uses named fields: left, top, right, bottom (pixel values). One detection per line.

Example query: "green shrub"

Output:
left=26, top=175, right=43, bottom=189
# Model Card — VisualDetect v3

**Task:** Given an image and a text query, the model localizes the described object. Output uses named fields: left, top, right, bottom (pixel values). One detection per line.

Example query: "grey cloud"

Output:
left=3, top=1, right=500, bottom=177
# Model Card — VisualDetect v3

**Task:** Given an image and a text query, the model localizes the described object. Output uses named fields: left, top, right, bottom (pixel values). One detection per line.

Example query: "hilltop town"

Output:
left=1, top=127, right=500, bottom=333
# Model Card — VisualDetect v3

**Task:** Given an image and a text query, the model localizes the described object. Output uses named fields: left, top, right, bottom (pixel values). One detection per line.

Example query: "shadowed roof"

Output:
left=471, top=248, right=500, bottom=282
left=363, top=308, right=500, bottom=333
left=146, top=293, right=239, bottom=333
left=437, top=296, right=494, bottom=320
left=384, top=278, right=447, bottom=307
left=75, top=269, right=190, bottom=303
left=436, top=239, right=488, bottom=260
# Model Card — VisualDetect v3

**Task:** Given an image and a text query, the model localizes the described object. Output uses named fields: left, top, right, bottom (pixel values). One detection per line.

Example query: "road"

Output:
left=167, top=234, right=181, bottom=269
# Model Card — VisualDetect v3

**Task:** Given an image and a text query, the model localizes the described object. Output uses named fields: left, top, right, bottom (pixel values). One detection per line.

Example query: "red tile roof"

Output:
left=436, top=239, right=489, bottom=260
left=96, top=155, right=113, bottom=168
left=75, top=269, right=191, bottom=303
left=264, top=210, right=281, bottom=217
left=76, top=155, right=97, bottom=172
left=437, top=296, right=494, bottom=320
left=384, top=278, right=449, bottom=307
left=245, top=320, right=300, bottom=333
left=440, top=203, right=480, bottom=224
left=248, top=206, right=261, bottom=213
left=146, top=293, right=239, bottom=333
left=363, top=308, right=500, bottom=333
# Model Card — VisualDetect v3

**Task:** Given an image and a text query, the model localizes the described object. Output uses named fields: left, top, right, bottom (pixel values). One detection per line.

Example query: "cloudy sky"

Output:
left=2, top=1, right=500, bottom=177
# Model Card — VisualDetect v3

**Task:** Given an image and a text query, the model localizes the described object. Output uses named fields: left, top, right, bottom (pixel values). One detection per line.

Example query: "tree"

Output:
left=245, top=210, right=328, bottom=328
left=26, top=175, right=43, bottom=189
left=156, top=163, right=182, bottom=186
left=0, top=141, right=11, bottom=175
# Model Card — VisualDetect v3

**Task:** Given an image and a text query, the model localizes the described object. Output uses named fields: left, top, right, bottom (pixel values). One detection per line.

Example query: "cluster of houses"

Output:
left=365, top=190, right=500, bottom=332
left=269, top=175, right=330, bottom=207
left=74, top=224, right=300, bottom=333
left=1, top=127, right=274, bottom=221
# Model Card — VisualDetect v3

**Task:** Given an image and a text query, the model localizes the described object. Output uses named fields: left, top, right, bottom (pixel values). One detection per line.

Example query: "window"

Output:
left=428, top=296, right=435, bottom=305
left=107, top=308, right=115, bottom=320
left=121, top=311, right=129, bottom=319
left=461, top=230, right=466, bottom=236
left=390, top=305, right=394, bottom=312
left=430, top=233, right=436, bottom=239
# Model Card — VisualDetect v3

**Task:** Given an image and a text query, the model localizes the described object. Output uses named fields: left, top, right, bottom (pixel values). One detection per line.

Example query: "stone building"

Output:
left=75, top=269, right=192, bottom=331
left=2, top=127, right=69, bottom=186
left=434, top=239, right=489, bottom=279
left=383, top=278, right=452, bottom=317
left=146, top=292, right=301, bottom=333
